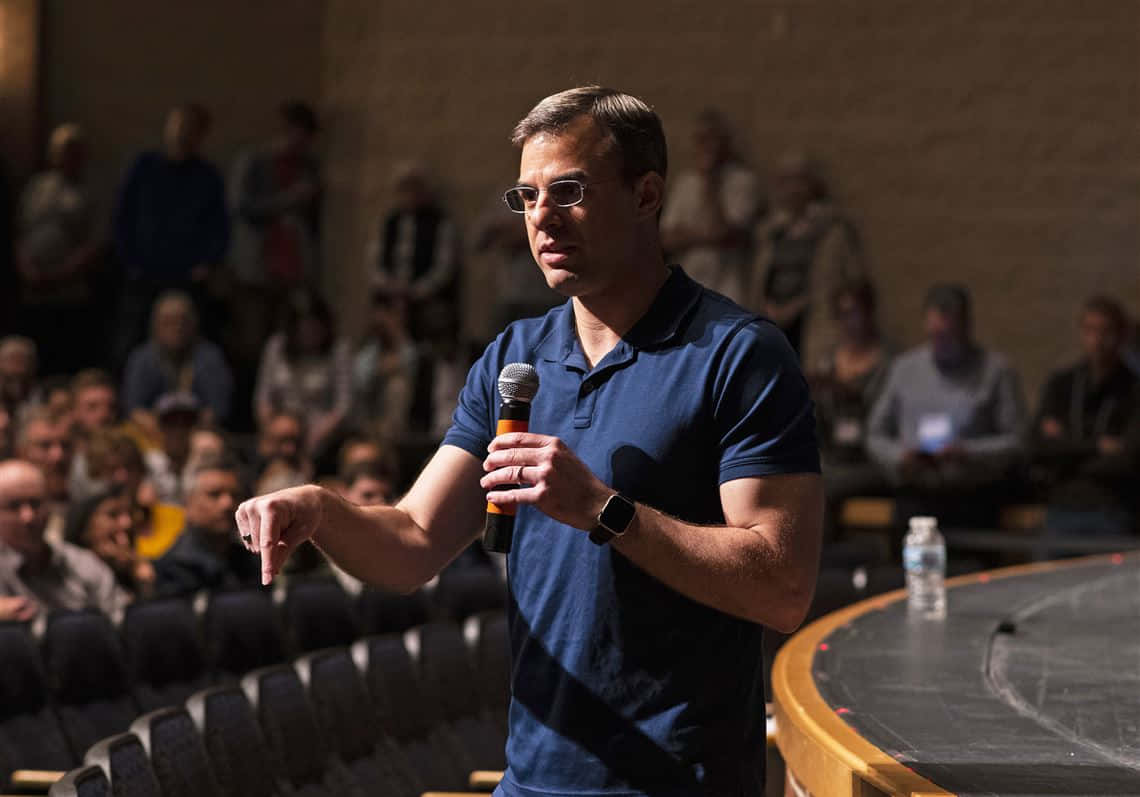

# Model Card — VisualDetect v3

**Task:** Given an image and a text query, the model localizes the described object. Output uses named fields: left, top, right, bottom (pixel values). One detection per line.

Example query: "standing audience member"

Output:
left=474, top=199, right=560, bottom=331
left=0, top=336, right=41, bottom=420
left=113, top=104, right=229, bottom=362
left=370, top=161, right=461, bottom=340
left=351, top=290, right=417, bottom=442
left=63, top=488, right=156, bottom=601
left=749, top=151, right=863, bottom=362
left=154, top=454, right=256, bottom=597
left=1030, top=297, right=1139, bottom=535
left=661, top=109, right=760, bottom=305
left=254, top=290, right=352, bottom=464
left=0, top=460, right=129, bottom=621
left=807, top=280, right=891, bottom=533
left=867, top=284, right=1025, bottom=527
left=123, top=291, right=233, bottom=424
left=16, top=124, right=105, bottom=375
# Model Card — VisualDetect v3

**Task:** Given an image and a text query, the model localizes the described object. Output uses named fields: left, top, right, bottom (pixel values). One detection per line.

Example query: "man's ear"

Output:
left=634, top=172, right=665, bottom=220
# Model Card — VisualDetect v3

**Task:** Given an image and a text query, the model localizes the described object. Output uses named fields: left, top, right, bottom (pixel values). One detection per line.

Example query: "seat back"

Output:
left=355, top=588, right=431, bottom=636
left=352, top=634, right=438, bottom=738
left=414, top=622, right=481, bottom=722
left=42, top=611, right=138, bottom=758
left=294, top=648, right=377, bottom=762
left=0, top=623, right=74, bottom=773
left=185, top=686, right=277, bottom=797
left=83, top=732, right=161, bottom=797
left=203, top=589, right=286, bottom=679
left=283, top=578, right=358, bottom=653
left=241, top=664, right=328, bottom=789
left=433, top=569, right=507, bottom=622
left=121, top=599, right=207, bottom=711
left=130, top=706, right=221, bottom=797
left=471, top=611, right=510, bottom=719
left=48, top=764, right=110, bottom=797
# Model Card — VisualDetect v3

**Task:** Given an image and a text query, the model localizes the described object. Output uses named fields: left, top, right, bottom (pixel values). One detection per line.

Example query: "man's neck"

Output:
left=1088, top=357, right=1120, bottom=386
left=190, top=525, right=232, bottom=558
left=571, top=258, right=670, bottom=368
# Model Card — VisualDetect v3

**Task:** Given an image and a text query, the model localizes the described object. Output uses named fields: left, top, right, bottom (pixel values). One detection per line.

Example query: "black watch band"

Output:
left=589, top=494, right=636, bottom=546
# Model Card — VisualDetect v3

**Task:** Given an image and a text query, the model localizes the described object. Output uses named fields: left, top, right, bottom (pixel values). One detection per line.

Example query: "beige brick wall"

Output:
left=320, top=0, right=1140, bottom=400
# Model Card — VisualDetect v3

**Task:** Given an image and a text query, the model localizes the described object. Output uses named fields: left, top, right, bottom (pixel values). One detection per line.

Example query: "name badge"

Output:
left=834, top=418, right=862, bottom=445
left=917, top=413, right=953, bottom=453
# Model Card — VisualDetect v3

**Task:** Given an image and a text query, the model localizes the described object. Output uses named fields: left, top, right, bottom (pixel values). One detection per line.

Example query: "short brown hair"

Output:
left=1082, top=295, right=1128, bottom=332
left=70, top=368, right=114, bottom=395
left=511, top=86, right=667, bottom=181
left=86, top=431, right=144, bottom=479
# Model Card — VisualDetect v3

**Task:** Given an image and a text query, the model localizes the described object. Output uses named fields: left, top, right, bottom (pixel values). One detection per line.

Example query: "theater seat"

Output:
left=83, top=733, right=161, bottom=797
left=0, top=623, right=75, bottom=783
left=351, top=634, right=474, bottom=791
left=42, top=611, right=139, bottom=759
left=203, top=589, right=286, bottom=680
left=282, top=578, right=359, bottom=653
left=433, top=569, right=507, bottom=622
left=47, top=764, right=109, bottom=797
left=121, top=599, right=208, bottom=711
left=185, top=686, right=281, bottom=797
left=130, top=706, right=222, bottom=796
left=241, top=664, right=364, bottom=796
left=356, top=588, right=432, bottom=636
left=295, top=647, right=423, bottom=797
left=469, top=612, right=509, bottom=738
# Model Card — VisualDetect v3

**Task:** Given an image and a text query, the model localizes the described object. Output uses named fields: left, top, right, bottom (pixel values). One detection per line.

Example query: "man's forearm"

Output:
left=310, top=489, right=449, bottom=593
left=610, top=499, right=820, bottom=633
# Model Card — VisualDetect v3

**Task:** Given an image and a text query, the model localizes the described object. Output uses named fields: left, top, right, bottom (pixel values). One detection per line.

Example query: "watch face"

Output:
left=600, top=494, right=636, bottom=536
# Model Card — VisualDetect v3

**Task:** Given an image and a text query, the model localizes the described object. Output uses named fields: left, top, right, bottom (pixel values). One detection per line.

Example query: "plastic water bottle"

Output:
left=903, top=516, right=946, bottom=619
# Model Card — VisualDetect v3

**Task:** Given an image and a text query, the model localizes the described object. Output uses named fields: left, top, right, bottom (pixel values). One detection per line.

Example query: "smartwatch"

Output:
left=589, top=493, right=636, bottom=546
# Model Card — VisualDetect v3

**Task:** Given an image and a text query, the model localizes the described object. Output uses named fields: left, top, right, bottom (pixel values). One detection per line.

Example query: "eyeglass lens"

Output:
left=504, top=180, right=585, bottom=212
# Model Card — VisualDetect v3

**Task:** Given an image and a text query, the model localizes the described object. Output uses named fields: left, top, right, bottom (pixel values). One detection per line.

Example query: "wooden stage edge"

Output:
left=771, top=553, right=1134, bottom=797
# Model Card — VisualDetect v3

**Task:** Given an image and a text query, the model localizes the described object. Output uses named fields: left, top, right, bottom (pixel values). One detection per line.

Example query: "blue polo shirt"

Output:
left=443, top=267, right=818, bottom=796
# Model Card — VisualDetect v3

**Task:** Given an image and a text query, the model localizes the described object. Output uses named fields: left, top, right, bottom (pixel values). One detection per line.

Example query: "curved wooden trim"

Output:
left=772, top=553, right=1133, bottom=797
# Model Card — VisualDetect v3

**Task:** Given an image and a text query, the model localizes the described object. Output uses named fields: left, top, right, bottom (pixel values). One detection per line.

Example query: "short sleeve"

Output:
left=713, top=320, right=820, bottom=483
left=441, top=340, right=498, bottom=459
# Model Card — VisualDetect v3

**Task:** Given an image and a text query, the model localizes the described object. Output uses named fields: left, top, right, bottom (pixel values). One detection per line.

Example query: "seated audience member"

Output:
left=154, top=454, right=256, bottom=597
left=340, top=459, right=395, bottom=506
left=85, top=430, right=183, bottom=559
left=352, top=290, right=417, bottom=442
left=16, top=124, right=104, bottom=376
left=123, top=291, right=234, bottom=424
left=1031, top=297, right=1139, bottom=535
left=808, top=280, right=891, bottom=529
left=660, top=109, right=760, bottom=306
left=749, top=151, right=863, bottom=362
left=0, top=459, right=129, bottom=621
left=254, top=289, right=352, bottom=462
left=67, top=369, right=119, bottom=500
left=16, top=406, right=73, bottom=542
left=252, top=409, right=313, bottom=487
left=369, top=161, right=460, bottom=341
left=867, top=284, right=1026, bottom=527
left=148, top=392, right=202, bottom=505
left=0, top=336, right=41, bottom=419
left=337, top=434, right=388, bottom=474
left=63, top=488, right=155, bottom=600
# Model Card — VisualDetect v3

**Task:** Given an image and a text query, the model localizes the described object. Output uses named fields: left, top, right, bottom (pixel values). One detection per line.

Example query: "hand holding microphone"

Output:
left=483, top=363, right=540, bottom=552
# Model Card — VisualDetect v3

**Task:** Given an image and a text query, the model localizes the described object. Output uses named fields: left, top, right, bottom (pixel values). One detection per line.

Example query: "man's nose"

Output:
left=18, top=504, right=37, bottom=524
left=528, top=191, right=564, bottom=232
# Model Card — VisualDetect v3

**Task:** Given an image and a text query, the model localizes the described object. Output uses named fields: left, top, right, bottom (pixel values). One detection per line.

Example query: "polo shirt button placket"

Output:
left=574, top=378, right=599, bottom=428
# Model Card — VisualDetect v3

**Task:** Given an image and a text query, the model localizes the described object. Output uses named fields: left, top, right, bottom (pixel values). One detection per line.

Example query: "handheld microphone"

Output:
left=483, top=362, right=540, bottom=553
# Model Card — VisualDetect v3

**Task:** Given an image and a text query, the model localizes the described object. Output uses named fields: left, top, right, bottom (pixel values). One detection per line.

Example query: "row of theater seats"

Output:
left=0, top=568, right=509, bottom=793
left=45, top=616, right=508, bottom=796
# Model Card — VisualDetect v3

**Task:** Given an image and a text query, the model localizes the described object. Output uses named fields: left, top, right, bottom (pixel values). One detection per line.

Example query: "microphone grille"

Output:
left=497, top=363, right=539, bottom=403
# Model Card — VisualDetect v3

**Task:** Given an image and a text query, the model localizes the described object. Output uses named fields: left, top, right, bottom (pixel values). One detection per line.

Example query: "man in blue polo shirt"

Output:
left=237, top=86, right=823, bottom=796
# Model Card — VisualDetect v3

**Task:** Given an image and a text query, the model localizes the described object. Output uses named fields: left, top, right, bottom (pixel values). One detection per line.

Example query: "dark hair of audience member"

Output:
left=280, top=101, right=319, bottom=135
left=923, top=282, right=972, bottom=325
left=70, top=368, right=115, bottom=394
left=340, top=457, right=396, bottom=491
left=1082, top=295, right=1128, bottom=333
left=184, top=450, right=243, bottom=496
left=62, top=486, right=124, bottom=547
left=281, top=288, right=336, bottom=361
left=830, top=278, right=877, bottom=319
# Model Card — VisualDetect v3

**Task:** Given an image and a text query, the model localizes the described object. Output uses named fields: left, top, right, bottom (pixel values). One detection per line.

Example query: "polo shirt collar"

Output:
left=536, top=266, right=701, bottom=366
